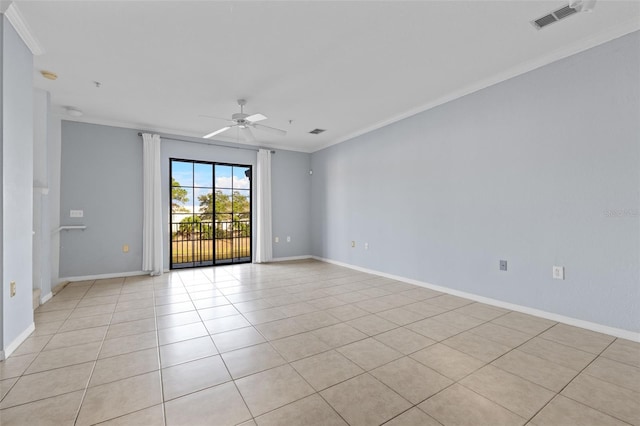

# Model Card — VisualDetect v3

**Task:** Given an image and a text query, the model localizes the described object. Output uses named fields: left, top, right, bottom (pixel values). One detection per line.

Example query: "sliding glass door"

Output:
left=170, top=159, right=252, bottom=269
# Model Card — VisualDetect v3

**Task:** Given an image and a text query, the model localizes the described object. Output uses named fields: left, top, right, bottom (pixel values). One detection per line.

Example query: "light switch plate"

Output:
left=553, top=266, right=565, bottom=280
left=500, top=260, right=507, bottom=271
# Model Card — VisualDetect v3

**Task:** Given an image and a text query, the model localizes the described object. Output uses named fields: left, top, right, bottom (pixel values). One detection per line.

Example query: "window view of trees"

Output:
left=170, top=160, right=251, bottom=267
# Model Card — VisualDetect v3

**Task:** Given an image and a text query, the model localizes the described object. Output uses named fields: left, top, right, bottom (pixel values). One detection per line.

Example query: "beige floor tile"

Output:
left=0, top=362, right=93, bottom=409
left=26, top=341, right=102, bottom=374
left=346, top=314, right=398, bottom=336
left=431, top=311, right=486, bottom=330
left=198, top=304, right=239, bottom=320
left=454, top=303, right=509, bottom=321
left=159, top=336, right=218, bottom=367
left=100, top=330, right=158, bottom=358
left=279, top=302, right=320, bottom=317
left=491, top=349, right=578, bottom=392
left=337, top=337, right=403, bottom=370
left=291, top=350, right=364, bottom=391
left=110, top=307, right=155, bottom=324
left=156, top=310, right=201, bottom=329
left=212, top=326, right=266, bottom=353
left=320, top=373, right=411, bottom=426
left=204, top=314, right=251, bottom=334
left=0, top=390, right=83, bottom=426
left=371, top=356, right=453, bottom=404
left=399, top=287, right=443, bottom=301
left=374, top=327, right=436, bottom=355
left=530, top=395, right=628, bottom=426
left=155, top=293, right=192, bottom=306
left=58, top=313, right=112, bottom=332
left=31, top=320, right=64, bottom=337
left=271, top=332, right=331, bottom=362
left=162, top=355, right=231, bottom=400
left=68, top=303, right=116, bottom=319
left=325, top=304, right=370, bottom=321
left=221, top=342, right=287, bottom=378
left=469, top=323, right=531, bottom=348
left=44, top=326, right=108, bottom=350
left=376, top=306, right=427, bottom=326
left=37, top=299, right=81, bottom=313
left=519, top=337, right=596, bottom=371
left=158, top=321, right=208, bottom=345
left=384, top=407, right=441, bottom=426
left=491, top=311, right=556, bottom=335
left=35, top=309, right=73, bottom=323
left=0, top=377, right=17, bottom=400
left=98, top=404, right=164, bottom=425
left=411, top=343, right=485, bottom=381
left=601, top=339, right=640, bottom=368
left=295, top=311, right=342, bottom=331
left=76, top=371, right=162, bottom=425
left=404, top=301, right=449, bottom=317
left=244, top=307, right=288, bottom=324
left=77, top=295, right=120, bottom=308
left=334, top=291, right=371, bottom=304
left=423, top=294, right=472, bottom=309
left=460, top=365, right=555, bottom=419
left=540, top=324, right=615, bottom=354
left=406, top=318, right=467, bottom=341
left=312, top=323, right=368, bottom=348
left=419, top=383, right=525, bottom=426
left=354, top=298, right=396, bottom=313
left=105, top=318, right=156, bottom=340
left=584, top=356, right=640, bottom=394
left=165, top=381, right=251, bottom=426
left=193, top=296, right=231, bottom=309
left=311, top=296, right=349, bottom=310
left=443, top=331, right=511, bottom=362
left=255, top=317, right=308, bottom=340
left=155, top=301, right=195, bottom=316
left=10, top=334, right=53, bottom=356
left=561, top=372, right=640, bottom=425
left=0, top=353, right=37, bottom=380
left=234, top=299, right=273, bottom=313
left=90, top=348, right=159, bottom=386
left=255, top=393, right=347, bottom=426
left=236, top=364, right=315, bottom=416
left=114, top=298, right=154, bottom=313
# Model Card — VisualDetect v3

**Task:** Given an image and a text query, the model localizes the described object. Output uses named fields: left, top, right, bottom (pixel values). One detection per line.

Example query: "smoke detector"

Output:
left=65, top=107, right=83, bottom=117
left=40, top=70, right=58, bottom=80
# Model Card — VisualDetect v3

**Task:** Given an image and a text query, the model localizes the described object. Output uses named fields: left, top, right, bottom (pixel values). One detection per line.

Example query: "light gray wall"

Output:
left=60, top=122, right=143, bottom=278
left=311, top=31, right=640, bottom=333
left=59, top=122, right=312, bottom=277
left=272, top=150, right=311, bottom=259
left=1, top=15, right=34, bottom=352
left=48, top=116, right=62, bottom=287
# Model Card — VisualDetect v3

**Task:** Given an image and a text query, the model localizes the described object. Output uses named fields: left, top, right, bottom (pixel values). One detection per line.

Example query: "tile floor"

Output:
left=1, top=259, right=638, bottom=426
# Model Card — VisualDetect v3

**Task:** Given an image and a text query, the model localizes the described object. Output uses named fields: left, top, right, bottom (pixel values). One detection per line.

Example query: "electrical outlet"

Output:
left=123, top=244, right=129, bottom=253
left=287, top=236, right=291, bottom=242
left=500, top=260, right=507, bottom=271
left=10, top=281, right=16, bottom=297
left=275, top=237, right=279, bottom=243
left=553, top=266, right=565, bottom=280
left=70, top=209, right=83, bottom=218
left=364, top=242, right=369, bottom=250
left=351, top=241, right=356, bottom=248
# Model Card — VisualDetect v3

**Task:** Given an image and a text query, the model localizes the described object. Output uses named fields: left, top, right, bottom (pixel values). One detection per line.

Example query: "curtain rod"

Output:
left=137, top=132, right=275, bottom=154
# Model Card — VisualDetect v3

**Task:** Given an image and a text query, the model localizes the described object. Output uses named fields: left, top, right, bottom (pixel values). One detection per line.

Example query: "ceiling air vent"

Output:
left=532, top=3, right=579, bottom=29
left=309, top=128, right=326, bottom=134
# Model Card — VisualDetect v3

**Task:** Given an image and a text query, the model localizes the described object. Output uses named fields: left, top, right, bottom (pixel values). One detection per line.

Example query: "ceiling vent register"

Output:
left=532, top=4, right=581, bottom=29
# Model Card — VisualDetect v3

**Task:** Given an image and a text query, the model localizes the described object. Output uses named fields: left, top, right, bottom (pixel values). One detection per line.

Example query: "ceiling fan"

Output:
left=202, top=99, right=286, bottom=142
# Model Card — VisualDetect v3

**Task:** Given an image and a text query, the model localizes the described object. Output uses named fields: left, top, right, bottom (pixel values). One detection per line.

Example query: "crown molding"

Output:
left=4, top=2, right=44, bottom=55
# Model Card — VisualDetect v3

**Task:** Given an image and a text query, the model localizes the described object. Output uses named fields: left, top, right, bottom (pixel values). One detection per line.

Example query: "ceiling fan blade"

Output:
left=203, top=126, right=231, bottom=139
left=253, top=123, right=287, bottom=136
left=240, top=126, right=256, bottom=142
left=246, top=113, right=267, bottom=122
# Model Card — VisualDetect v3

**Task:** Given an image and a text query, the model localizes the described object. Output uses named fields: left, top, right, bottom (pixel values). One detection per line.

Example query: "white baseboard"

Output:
left=0, top=350, right=4, bottom=361
left=60, top=270, right=148, bottom=282
left=312, top=256, right=640, bottom=342
left=40, top=292, right=53, bottom=304
left=4, top=323, right=36, bottom=359
left=271, top=255, right=313, bottom=262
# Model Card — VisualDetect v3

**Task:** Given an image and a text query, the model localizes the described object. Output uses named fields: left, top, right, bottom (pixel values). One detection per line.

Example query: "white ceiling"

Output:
left=15, top=1, right=640, bottom=152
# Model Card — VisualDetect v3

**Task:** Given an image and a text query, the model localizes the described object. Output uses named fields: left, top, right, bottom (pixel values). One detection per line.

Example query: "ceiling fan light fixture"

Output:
left=203, top=126, right=230, bottom=138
